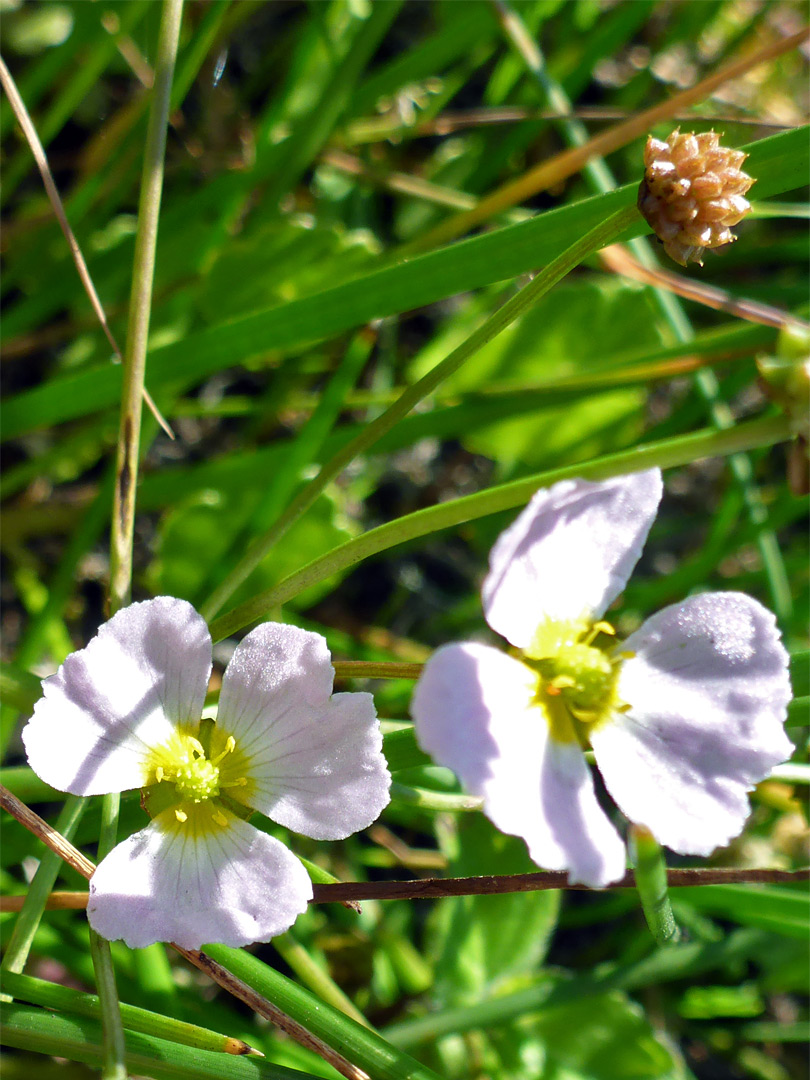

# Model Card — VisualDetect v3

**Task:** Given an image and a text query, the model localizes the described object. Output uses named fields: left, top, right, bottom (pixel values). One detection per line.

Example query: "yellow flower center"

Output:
left=156, top=734, right=224, bottom=802
left=142, top=721, right=253, bottom=828
left=523, top=618, right=629, bottom=736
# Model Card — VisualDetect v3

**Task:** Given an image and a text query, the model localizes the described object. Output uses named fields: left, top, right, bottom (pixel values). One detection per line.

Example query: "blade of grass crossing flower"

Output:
left=201, top=201, right=638, bottom=620
left=629, top=826, right=680, bottom=946
left=209, top=413, right=791, bottom=640
left=0, top=1003, right=316, bottom=1080
left=205, top=943, right=444, bottom=1080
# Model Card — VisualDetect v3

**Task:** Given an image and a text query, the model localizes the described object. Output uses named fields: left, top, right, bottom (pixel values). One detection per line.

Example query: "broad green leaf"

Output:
left=496, top=989, right=676, bottom=1080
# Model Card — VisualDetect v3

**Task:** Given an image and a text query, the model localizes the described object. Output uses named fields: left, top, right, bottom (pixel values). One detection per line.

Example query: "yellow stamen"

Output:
left=175, top=808, right=188, bottom=823
left=188, top=736, right=205, bottom=758
left=212, top=810, right=228, bottom=827
left=584, top=620, right=615, bottom=645
left=211, top=735, right=236, bottom=766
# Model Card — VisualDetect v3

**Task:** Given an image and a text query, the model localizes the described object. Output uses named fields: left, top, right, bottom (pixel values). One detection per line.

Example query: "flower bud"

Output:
left=638, top=129, right=755, bottom=266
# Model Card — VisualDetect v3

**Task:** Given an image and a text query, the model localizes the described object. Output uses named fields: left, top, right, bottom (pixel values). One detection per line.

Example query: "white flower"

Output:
left=23, top=598, right=391, bottom=949
left=411, top=469, right=792, bottom=887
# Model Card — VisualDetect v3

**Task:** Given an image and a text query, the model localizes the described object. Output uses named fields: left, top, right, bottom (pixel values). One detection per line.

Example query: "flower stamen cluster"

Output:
left=524, top=620, right=621, bottom=728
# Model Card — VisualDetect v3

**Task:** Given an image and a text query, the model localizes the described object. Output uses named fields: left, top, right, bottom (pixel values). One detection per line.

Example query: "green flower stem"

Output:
left=109, top=0, right=183, bottom=614
left=90, top=779, right=127, bottom=1080
left=332, top=661, right=423, bottom=681
left=495, top=2, right=791, bottom=618
left=87, top=932, right=126, bottom=1080
left=629, top=825, right=681, bottom=947
left=97, top=3, right=184, bottom=1079
left=390, top=782, right=483, bottom=812
left=0, top=794, right=86, bottom=979
left=210, top=412, right=790, bottom=641
left=204, top=944, right=444, bottom=1080
left=0, top=971, right=257, bottom=1057
left=771, top=763, right=810, bottom=784
left=200, top=201, right=639, bottom=621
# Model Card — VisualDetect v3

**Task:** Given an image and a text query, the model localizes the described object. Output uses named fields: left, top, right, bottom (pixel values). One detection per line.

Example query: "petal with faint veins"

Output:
left=22, top=597, right=212, bottom=796
left=482, top=470, right=663, bottom=648
left=412, top=643, right=626, bottom=887
left=592, top=592, right=792, bottom=855
left=87, top=807, right=313, bottom=950
left=217, top=622, right=390, bottom=839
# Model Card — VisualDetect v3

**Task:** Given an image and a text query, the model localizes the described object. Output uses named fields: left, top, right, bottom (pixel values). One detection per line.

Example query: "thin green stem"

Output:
left=200, top=202, right=638, bottom=620
left=390, top=782, right=483, bottom=812
left=332, top=661, right=423, bottom=681
left=210, top=413, right=791, bottom=641
left=95, top=4, right=184, bottom=1079
left=629, top=826, right=681, bottom=947
left=86, top=933, right=128, bottom=1080
left=109, top=0, right=184, bottom=614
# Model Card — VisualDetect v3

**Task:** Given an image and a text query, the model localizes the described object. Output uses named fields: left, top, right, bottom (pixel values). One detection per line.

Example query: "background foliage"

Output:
left=1, top=2, right=808, bottom=1079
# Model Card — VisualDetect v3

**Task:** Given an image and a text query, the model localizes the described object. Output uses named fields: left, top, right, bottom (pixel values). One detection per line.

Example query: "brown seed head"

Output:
left=638, top=129, right=755, bottom=267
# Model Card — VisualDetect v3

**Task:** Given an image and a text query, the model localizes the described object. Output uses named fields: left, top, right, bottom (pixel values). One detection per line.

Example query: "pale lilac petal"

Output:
left=22, top=598, right=211, bottom=796
left=592, top=592, right=792, bottom=855
left=482, top=470, right=663, bottom=648
left=218, top=622, right=390, bottom=839
left=88, top=810, right=313, bottom=950
left=412, top=643, right=626, bottom=886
